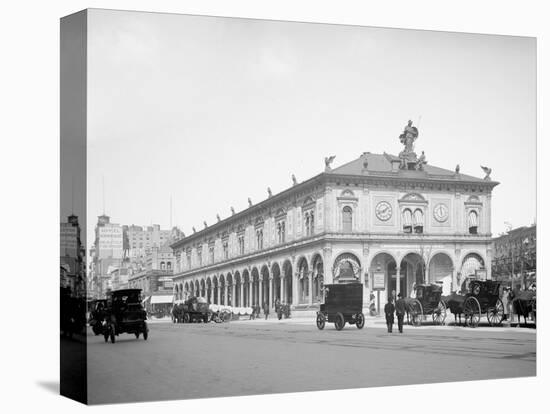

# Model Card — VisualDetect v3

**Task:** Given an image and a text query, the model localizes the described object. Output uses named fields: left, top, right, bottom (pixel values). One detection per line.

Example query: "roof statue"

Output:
left=455, top=164, right=460, bottom=174
left=192, top=226, right=196, bottom=233
left=267, top=187, right=272, bottom=198
left=216, top=214, right=221, bottom=222
left=481, top=165, right=492, bottom=180
left=230, top=206, right=236, bottom=215
left=291, top=174, right=297, bottom=186
left=398, top=120, right=425, bottom=170
left=203, top=221, right=208, bottom=228
left=248, top=197, right=253, bottom=207
left=416, top=151, right=427, bottom=171
left=324, top=155, right=336, bottom=172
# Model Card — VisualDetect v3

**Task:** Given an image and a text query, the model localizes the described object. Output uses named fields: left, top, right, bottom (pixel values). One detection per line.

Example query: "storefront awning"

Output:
left=150, top=295, right=174, bottom=304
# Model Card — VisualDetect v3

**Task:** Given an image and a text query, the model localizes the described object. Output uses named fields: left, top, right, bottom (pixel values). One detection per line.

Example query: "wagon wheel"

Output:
left=463, top=297, right=481, bottom=328
left=487, top=298, right=504, bottom=326
left=316, top=313, right=326, bottom=330
left=356, top=312, right=365, bottom=329
left=334, top=312, right=345, bottom=331
left=410, top=299, right=423, bottom=326
left=432, top=301, right=447, bottom=325
left=183, top=313, right=190, bottom=323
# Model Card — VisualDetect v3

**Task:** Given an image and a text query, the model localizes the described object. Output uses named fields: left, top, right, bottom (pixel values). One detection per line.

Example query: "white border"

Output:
left=1, top=1, right=546, bottom=413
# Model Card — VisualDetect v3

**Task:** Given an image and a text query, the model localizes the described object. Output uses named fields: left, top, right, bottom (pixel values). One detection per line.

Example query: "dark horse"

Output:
left=441, top=293, right=466, bottom=326
left=511, top=290, right=536, bottom=326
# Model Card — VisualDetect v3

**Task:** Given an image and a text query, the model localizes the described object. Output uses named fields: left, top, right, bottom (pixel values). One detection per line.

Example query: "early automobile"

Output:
left=181, top=296, right=211, bottom=323
left=316, top=283, right=365, bottom=331
left=103, top=289, right=149, bottom=343
left=405, top=284, right=447, bottom=326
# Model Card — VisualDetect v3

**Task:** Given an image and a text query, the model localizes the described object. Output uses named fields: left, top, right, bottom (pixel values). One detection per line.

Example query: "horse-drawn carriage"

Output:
left=405, top=284, right=447, bottom=326
left=316, top=283, right=365, bottom=331
left=444, top=279, right=504, bottom=328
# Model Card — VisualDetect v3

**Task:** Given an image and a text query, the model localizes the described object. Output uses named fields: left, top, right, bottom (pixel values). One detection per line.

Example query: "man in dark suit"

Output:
left=395, top=293, right=406, bottom=333
left=384, top=297, right=395, bottom=333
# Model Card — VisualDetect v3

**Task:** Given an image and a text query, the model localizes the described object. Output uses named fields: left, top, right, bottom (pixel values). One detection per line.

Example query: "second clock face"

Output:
left=375, top=201, right=392, bottom=221
left=433, top=203, right=449, bottom=222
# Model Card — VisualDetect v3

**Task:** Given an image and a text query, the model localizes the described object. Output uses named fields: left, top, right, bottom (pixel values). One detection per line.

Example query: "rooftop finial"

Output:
left=291, top=174, right=297, bottom=186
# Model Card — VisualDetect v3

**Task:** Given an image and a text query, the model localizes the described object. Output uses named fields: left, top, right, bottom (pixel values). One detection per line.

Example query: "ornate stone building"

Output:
left=171, top=123, right=498, bottom=312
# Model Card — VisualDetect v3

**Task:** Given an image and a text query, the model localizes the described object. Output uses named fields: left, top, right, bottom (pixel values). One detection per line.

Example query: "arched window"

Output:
left=413, top=209, right=424, bottom=233
left=166, top=262, right=171, bottom=270
left=342, top=206, right=353, bottom=232
left=402, top=209, right=412, bottom=233
left=468, top=210, right=478, bottom=234
left=160, top=261, right=165, bottom=270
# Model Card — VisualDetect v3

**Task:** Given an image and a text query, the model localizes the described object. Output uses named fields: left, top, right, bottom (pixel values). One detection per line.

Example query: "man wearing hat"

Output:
left=384, top=297, right=395, bottom=333
left=395, top=293, right=406, bottom=333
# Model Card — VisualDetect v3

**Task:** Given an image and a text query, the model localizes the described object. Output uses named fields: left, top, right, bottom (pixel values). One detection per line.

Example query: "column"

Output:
left=249, top=281, right=253, bottom=307
left=280, top=276, right=284, bottom=304
left=239, top=282, right=244, bottom=307
left=292, top=272, right=298, bottom=306
left=217, top=284, right=220, bottom=305
left=308, top=271, right=313, bottom=306
left=395, top=268, right=401, bottom=297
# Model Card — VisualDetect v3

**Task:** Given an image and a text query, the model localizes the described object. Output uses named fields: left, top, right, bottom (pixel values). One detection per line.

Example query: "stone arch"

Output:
left=282, top=260, right=293, bottom=305
left=369, top=252, right=397, bottom=301
left=219, top=274, right=226, bottom=305
left=400, top=252, right=425, bottom=297
left=428, top=252, right=454, bottom=294
left=297, top=257, right=309, bottom=304
left=226, top=273, right=233, bottom=306
left=459, top=252, right=486, bottom=289
left=251, top=267, right=260, bottom=306
left=332, top=252, right=361, bottom=283
left=234, top=271, right=241, bottom=307
left=242, top=269, right=250, bottom=307
left=206, top=277, right=212, bottom=303
left=311, top=253, right=324, bottom=303
left=200, top=279, right=206, bottom=298
left=271, top=262, right=282, bottom=305
left=260, top=265, right=270, bottom=308
left=212, top=275, right=219, bottom=304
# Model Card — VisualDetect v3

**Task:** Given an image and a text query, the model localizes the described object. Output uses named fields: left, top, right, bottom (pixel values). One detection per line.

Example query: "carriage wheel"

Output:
left=410, top=300, right=423, bottom=326
left=356, top=312, right=365, bottom=329
left=463, top=297, right=481, bottom=328
left=316, top=313, right=326, bottom=330
left=334, top=313, right=345, bottom=331
left=432, top=301, right=447, bottom=326
left=183, top=313, right=190, bottom=323
left=487, top=298, right=504, bottom=326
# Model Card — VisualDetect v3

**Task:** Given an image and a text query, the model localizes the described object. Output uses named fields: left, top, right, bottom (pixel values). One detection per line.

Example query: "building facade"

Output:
left=60, top=214, right=86, bottom=296
left=128, top=242, right=176, bottom=296
left=492, top=224, right=536, bottom=290
left=171, top=125, right=498, bottom=312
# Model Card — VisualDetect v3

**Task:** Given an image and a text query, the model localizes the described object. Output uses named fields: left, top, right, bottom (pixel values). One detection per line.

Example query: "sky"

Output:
left=83, top=9, right=536, bottom=250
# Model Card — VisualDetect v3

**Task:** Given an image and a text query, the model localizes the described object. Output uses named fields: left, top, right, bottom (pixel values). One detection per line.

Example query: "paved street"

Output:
left=87, top=318, right=536, bottom=405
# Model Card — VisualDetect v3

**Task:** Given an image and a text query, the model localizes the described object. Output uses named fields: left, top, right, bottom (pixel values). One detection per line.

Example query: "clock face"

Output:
left=433, top=203, right=449, bottom=222
left=375, top=201, right=392, bottom=221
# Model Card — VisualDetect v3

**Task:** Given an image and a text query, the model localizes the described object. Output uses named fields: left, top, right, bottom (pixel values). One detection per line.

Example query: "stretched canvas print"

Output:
left=60, top=8, right=537, bottom=405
